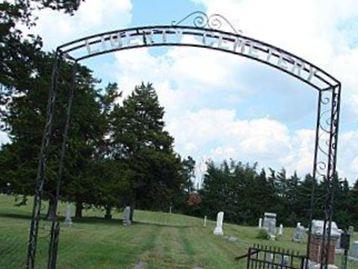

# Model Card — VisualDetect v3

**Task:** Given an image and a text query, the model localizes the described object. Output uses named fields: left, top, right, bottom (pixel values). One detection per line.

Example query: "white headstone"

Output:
left=269, top=253, right=274, bottom=262
left=263, top=212, right=277, bottom=236
left=281, top=255, right=289, bottom=266
left=203, top=216, right=207, bottom=227
left=335, top=229, right=344, bottom=253
left=123, top=206, right=131, bottom=226
left=213, top=211, right=224, bottom=236
left=311, top=220, right=340, bottom=238
left=64, top=204, right=72, bottom=227
left=278, top=224, right=283, bottom=236
left=6, top=182, right=11, bottom=195
left=293, top=223, right=305, bottom=242
left=258, top=218, right=262, bottom=229
left=351, top=241, right=358, bottom=259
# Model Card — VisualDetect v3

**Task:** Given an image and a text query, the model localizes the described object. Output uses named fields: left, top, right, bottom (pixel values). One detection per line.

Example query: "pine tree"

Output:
left=109, top=83, right=184, bottom=219
left=200, top=160, right=228, bottom=219
left=0, top=0, right=94, bottom=218
left=348, top=179, right=358, bottom=227
left=0, top=52, right=109, bottom=218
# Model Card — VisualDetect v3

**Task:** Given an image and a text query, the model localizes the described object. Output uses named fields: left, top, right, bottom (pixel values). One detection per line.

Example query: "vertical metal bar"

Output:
left=323, top=84, right=341, bottom=269
left=320, top=200, right=328, bottom=269
left=319, top=91, right=332, bottom=269
left=320, top=85, right=339, bottom=269
left=26, top=51, right=61, bottom=269
left=332, top=84, right=341, bottom=191
left=264, top=246, right=267, bottom=269
left=48, top=222, right=60, bottom=269
left=300, top=256, right=305, bottom=269
left=306, top=90, right=322, bottom=269
left=248, top=248, right=252, bottom=269
left=48, top=62, right=77, bottom=269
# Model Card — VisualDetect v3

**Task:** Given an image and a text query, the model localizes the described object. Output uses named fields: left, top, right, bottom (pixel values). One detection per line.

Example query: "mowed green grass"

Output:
left=0, top=194, right=357, bottom=269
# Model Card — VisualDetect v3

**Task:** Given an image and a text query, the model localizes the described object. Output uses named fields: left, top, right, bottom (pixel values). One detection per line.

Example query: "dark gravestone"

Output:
left=340, top=232, right=350, bottom=250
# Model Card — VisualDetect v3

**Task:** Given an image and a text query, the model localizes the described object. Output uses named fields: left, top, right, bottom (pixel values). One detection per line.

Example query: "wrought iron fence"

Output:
left=244, top=244, right=307, bottom=269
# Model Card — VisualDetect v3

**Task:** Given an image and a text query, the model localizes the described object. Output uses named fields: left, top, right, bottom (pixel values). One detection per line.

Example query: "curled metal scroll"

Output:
left=172, top=11, right=242, bottom=34
left=320, top=97, right=330, bottom=105
left=314, top=86, right=340, bottom=186
left=316, top=161, right=327, bottom=177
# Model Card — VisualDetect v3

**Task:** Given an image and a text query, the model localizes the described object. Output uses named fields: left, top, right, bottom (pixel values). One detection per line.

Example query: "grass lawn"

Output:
left=0, top=194, right=357, bottom=269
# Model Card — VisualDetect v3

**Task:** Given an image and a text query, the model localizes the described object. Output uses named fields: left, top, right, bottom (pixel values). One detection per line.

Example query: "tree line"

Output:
left=188, top=160, right=358, bottom=229
left=0, top=1, right=194, bottom=219
left=0, top=54, right=195, bottom=218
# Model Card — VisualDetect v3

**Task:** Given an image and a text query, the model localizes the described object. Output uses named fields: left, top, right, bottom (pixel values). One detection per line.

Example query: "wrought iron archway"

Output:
left=26, top=11, right=341, bottom=269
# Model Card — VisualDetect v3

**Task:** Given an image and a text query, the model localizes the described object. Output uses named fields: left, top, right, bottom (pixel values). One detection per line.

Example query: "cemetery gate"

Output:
left=244, top=244, right=307, bottom=269
left=25, top=11, right=342, bottom=269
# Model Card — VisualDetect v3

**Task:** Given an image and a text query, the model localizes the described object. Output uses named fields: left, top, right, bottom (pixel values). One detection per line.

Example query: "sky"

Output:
left=2, top=0, right=357, bottom=184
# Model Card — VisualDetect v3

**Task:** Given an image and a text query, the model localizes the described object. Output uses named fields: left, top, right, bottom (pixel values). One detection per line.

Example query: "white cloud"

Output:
left=167, top=109, right=291, bottom=161
left=168, top=109, right=357, bottom=183
left=109, top=30, right=356, bottom=183
left=178, top=0, right=358, bottom=182
left=281, top=129, right=316, bottom=176
left=350, top=157, right=358, bottom=174
left=112, top=44, right=257, bottom=118
left=0, top=131, right=10, bottom=147
left=338, top=131, right=358, bottom=181
left=192, top=0, right=358, bottom=118
left=166, top=108, right=294, bottom=171
left=20, top=0, right=133, bottom=49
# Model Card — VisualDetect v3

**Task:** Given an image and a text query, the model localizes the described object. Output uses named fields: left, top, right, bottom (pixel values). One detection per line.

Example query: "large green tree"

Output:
left=1, top=1, right=123, bottom=219
left=0, top=50, right=113, bottom=218
left=1, top=0, right=84, bottom=98
left=109, top=83, right=186, bottom=219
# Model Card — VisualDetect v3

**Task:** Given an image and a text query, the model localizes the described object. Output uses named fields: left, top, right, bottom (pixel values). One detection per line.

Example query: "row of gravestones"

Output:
left=62, top=205, right=358, bottom=263
left=63, top=204, right=132, bottom=226
left=211, top=212, right=281, bottom=238
left=256, top=212, right=358, bottom=266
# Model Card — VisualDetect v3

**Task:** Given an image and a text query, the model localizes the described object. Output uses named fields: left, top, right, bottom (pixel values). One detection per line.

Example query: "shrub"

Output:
left=256, top=229, right=269, bottom=240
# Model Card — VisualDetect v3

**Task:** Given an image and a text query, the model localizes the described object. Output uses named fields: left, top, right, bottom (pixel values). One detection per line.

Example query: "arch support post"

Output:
left=47, top=62, right=77, bottom=269
left=308, top=84, right=341, bottom=269
left=26, top=51, right=61, bottom=269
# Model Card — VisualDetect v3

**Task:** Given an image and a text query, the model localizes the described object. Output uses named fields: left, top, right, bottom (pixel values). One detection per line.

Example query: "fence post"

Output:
left=247, top=247, right=252, bottom=269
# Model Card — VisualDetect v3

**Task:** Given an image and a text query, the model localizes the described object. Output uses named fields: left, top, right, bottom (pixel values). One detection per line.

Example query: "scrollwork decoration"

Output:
left=172, top=11, right=242, bottom=34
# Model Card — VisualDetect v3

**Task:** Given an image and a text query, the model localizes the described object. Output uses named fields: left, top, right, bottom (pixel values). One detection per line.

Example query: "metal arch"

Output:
left=26, top=12, right=342, bottom=269
left=56, top=25, right=339, bottom=91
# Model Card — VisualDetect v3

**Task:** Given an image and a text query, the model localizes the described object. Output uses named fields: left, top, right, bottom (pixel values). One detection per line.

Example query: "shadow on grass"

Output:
left=73, top=216, right=123, bottom=225
left=133, top=221, right=193, bottom=228
left=0, top=212, right=33, bottom=220
left=60, top=217, right=194, bottom=228
left=0, top=212, right=121, bottom=224
left=0, top=212, right=70, bottom=222
left=0, top=213, right=194, bottom=228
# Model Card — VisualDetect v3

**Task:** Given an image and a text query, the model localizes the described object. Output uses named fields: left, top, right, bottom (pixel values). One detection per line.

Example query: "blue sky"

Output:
left=3, top=0, right=357, bottom=184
